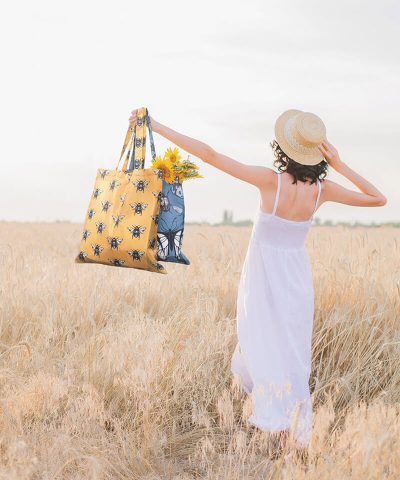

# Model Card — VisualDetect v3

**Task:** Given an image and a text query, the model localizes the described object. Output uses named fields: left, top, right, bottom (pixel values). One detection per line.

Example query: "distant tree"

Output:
left=222, top=209, right=234, bottom=225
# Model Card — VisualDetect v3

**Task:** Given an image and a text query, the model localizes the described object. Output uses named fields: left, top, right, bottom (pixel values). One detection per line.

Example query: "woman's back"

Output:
left=251, top=171, right=321, bottom=250
left=259, top=171, right=322, bottom=223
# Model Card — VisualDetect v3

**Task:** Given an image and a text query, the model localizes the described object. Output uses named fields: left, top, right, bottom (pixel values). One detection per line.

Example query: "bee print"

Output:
left=112, top=214, right=125, bottom=227
left=151, top=261, right=165, bottom=271
left=101, top=200, right=112, bottom=212
left=120, top=194, right=126, bottom=206
left=129, top=202, right=148, bottom=215
left=151, top=214, right=159, bottom=225
left=133, top=158, right=144, bottom=170
left=109, top=179, right=121, bottom=191
left=96, top=221, right=106, bottom=234
left=172, top=181, right=184, bottom=198
left=99, top=169, right=109, bottom=179
left=136, top=115, right=144, bottom=126
left=127, top=225, right=146, bottom=239
left=93, top=187, right=103, bottom=199
left=152, top=168, right=164, bottom=179
left=127, top=249, right=145, bottom=261
left=82, top=229, right=91, bottom=241
left=91, top=243, right=103, bottom=256
left=107, top=236, right=123, bottom=249
left=132, top=179, right=149, bottom=192
left=78, top=251, right=88, bottom=261
left=160, top=193, right=170, bottom=212
left=135, top=137, right=144, bottom=148
left=152, top=191, right=162, bottom=203
left=149, top=237, right=157, bottom=249
left=109, top=258, right=125, bottom=266
left=88, top=208, right=96, bottom=219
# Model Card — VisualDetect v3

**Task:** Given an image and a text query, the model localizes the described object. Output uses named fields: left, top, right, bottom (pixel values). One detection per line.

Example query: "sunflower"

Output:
left=164, top=147, right=182, bottom=164
left=152, top=157, right=175, bottom=183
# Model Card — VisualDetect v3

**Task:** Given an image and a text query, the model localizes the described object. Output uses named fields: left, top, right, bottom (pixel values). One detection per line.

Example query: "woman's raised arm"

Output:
left=129, top=110, right=272, bottom=189
left=318, top=140, right=387, bottom=207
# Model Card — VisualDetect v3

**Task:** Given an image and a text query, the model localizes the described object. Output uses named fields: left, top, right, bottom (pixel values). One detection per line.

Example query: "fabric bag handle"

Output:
left=116, top=107, right=157, bottom=172
left=116, top=122, right=135, bottom=171
left=126, top=108, right=157, bottom=171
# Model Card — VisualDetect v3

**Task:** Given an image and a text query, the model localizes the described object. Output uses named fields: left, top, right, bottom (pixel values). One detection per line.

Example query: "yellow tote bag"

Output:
left=75, top=107, right=167, bottom=274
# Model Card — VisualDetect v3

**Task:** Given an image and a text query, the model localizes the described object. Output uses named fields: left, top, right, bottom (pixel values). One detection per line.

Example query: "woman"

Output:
left=128, top=108, right=387, bottom=450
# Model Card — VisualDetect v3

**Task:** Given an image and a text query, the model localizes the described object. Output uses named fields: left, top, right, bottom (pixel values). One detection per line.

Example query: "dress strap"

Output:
left=310, top=179, right=321, bottom=220
left=272, top=172, right=281, bottom=216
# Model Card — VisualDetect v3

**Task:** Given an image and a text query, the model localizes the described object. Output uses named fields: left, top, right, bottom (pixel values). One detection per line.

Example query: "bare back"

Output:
left=259, top=172, right=323, bottom=222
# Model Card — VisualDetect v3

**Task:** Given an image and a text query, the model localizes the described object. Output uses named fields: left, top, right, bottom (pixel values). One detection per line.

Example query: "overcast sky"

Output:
left=1, top=0, right=399, bottom=224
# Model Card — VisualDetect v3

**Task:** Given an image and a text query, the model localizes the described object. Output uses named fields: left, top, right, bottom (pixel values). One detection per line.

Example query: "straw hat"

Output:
left=274, top=109, right=328, bottom=166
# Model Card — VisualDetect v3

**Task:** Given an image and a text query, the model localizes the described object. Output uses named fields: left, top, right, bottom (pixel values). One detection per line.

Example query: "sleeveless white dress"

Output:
left=231, top=171, right=321, bottom=447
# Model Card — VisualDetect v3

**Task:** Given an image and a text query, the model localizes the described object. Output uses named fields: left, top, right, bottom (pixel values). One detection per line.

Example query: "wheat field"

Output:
left=0, top=221, right=399, bottom=479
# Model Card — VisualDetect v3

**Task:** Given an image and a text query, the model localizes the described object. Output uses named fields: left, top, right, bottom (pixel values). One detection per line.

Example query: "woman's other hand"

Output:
left=318, top=140, right=344, bottom=170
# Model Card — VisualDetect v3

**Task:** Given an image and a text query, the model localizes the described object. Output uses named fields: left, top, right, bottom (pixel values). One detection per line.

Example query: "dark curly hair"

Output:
left=270, top=139, right=328, bottom=184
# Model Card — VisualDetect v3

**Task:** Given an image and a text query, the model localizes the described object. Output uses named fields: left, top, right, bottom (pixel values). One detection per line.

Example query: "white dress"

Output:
left=231, top=171, right=321, bottom=447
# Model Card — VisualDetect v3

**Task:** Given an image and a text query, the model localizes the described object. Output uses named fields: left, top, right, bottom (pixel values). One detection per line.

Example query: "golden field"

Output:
left=0, top=222, right=399, bottom=479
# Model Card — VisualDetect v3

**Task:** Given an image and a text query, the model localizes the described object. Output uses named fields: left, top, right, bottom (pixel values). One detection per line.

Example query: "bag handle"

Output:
left=115, top=107, right=157, bottom=172
left=126, top=108, right=157, bottom=171
left=116, top=122, right=135, bottom=171
left=134, top=108, right=156, bottom=169
left=118, top=107, right=156, bottom=172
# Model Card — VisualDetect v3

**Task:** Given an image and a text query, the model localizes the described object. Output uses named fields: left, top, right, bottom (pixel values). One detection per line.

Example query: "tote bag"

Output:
left=75, top=107, right=167, bottom=274
left=127, top=111, right=190, bottom=265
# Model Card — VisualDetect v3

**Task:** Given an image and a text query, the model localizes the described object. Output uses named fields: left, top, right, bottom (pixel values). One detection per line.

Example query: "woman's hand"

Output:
left=128, top=109, right=138, bottom=125
left=318, top=140, right=344, bottom=170
left=129, top=109, right=158, bottom=132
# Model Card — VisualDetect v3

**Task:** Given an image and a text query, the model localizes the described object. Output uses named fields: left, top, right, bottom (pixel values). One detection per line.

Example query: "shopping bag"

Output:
left=127, top=111, right=190, bottom=265
left=75, top=107, right=167, bottom=274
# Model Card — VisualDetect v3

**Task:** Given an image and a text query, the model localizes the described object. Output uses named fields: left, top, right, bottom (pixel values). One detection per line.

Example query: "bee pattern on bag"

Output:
left=96, top=221, right=106, bottom=234
left=160, top=193, right=170, bottom=212
left=78, top=251, right=88, bottom=261
left=172, top=180, right=184, bottom=198
left=109, top=179, right=121, bottom=191
left=152, top=168, right=164, bottom=180
left=127, top=225, right=146, bottom=239
left=152, top=191, right=162, bottom=204
left=112, top=214, right=125, bottom=227
left=88, top=208, right=96, bottom=219
left=91, top=243, right=103, bottom=256
left=82, top=229, right=91, bottom=241
left=107, top=236, right=123, bottom=249
left=151, top=214, right=159, bottom=225
left=101, top=200, right=112, bottom=212
left=132, top=179, right=149, bottom=192
left=136, top=115, right=145, bottom=126
left=99, top=169, right=109, bottom=179
left=151, top=261, right=165, bottom=271
left=120, top=194, right=126, bottom=206
left=109, top=258, right=125, bottom=267
left=129, top=202, right=148, bottom=215
left=133, top=158, right=145, bottom=170
left=93, top=187, right=103, bottom=199
left=135, top=137, right=144, bottom=148
left=127, top=249, right=145, bottom=261
left=149, top=237, right=157, bottom=249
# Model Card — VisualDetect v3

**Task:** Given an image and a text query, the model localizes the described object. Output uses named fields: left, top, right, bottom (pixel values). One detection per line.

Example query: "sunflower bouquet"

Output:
left=151, top=147, right=203, bottom=184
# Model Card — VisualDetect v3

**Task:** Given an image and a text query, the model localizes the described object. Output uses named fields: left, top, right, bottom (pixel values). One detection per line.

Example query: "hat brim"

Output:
left=274, top=109, right=327, bottom=166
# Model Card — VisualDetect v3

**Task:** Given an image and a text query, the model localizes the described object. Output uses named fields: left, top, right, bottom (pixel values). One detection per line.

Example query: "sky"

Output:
left=1, top=0, right=399, bottom=224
